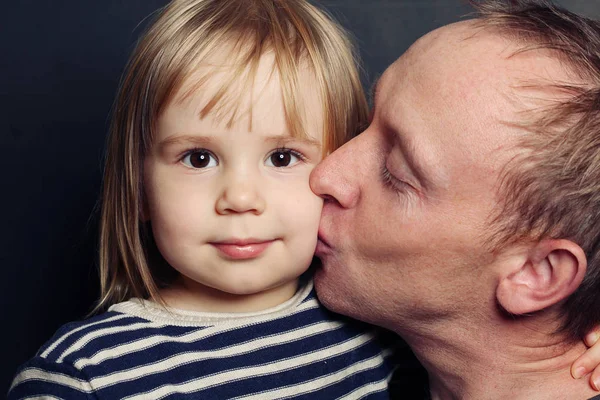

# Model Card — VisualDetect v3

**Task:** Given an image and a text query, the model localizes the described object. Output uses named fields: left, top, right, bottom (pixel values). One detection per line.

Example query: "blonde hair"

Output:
left=96, top=0, right=368, bottom=311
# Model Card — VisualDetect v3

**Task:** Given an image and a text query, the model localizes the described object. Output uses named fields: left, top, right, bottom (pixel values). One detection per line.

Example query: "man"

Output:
left=310, top=1, right=600, bottom=398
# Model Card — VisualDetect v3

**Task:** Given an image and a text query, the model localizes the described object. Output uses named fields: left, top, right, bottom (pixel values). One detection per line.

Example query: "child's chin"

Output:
left=219, top=281, right=271, bottom=296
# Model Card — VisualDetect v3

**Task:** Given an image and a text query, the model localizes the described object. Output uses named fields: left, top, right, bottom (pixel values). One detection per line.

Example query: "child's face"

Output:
left=143, top=53, right=324, bottom=310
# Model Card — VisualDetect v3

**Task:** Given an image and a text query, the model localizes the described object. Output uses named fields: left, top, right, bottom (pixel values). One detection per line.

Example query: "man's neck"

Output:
left=398, top=318, right=597, bottom=400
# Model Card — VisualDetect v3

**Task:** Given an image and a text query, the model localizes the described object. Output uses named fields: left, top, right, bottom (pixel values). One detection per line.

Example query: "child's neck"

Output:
left=159, top=277, right=300, bottom=313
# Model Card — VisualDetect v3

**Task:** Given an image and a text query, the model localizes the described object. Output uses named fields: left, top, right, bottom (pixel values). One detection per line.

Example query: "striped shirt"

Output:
left=9, top=280, right=399, bottom=399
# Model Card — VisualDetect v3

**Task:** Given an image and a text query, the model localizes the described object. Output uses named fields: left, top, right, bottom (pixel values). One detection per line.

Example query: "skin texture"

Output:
left=310, top=21, right=596, bottom=399
left=144, top=52, right=324, bottom=313
left=312, top=21, right=521, bottom=336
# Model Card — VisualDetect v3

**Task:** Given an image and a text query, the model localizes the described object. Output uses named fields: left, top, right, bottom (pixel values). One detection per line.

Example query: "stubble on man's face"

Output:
left=310, top=21, right=546, bottom=336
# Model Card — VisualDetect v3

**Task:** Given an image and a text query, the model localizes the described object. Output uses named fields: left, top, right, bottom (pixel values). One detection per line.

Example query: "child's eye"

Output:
left=266, top=149, right=304, bottom=168
left=182, top=150, right=218, bottom=169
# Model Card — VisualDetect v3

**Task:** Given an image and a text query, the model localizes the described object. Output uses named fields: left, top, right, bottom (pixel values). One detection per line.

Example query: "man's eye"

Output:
left=266, top=149, right=303, bottom=168
left=182, top=150, right=218, bottom=169
left=381, top=166, right=408, bottom=193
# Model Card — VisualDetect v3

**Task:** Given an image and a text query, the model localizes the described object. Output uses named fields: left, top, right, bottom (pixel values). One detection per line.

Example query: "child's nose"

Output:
left=215, top=176, right=266, bottom=215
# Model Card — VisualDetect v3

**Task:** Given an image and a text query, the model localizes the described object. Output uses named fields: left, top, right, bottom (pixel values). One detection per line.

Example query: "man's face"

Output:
left=310, top=22, right=551, bottom=334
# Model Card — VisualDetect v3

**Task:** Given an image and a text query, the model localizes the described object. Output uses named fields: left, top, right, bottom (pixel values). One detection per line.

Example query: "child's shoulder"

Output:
left=9, top=308, right=150, bottom=399
left=39, top=299, right=213, bottom=365
left=37, top=306, right=153, bottom=364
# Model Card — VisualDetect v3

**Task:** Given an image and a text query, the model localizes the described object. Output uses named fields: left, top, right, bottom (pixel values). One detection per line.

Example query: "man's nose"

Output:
left=310, top=134, right=364, bottom=209
left=215, top=173, right=266, bottom=215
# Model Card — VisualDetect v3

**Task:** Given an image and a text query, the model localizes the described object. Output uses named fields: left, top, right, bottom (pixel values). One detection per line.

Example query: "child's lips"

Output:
left=210, top=239, right=275, bottom=260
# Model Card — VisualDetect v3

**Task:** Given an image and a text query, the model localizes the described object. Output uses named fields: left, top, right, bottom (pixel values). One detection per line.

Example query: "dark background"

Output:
left=2, top=0, right=599, bottom=395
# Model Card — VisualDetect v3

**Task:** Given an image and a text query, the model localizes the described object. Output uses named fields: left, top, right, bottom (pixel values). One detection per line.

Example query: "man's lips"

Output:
left=210, top=239, right=275, bottom=260
left=315, top=230, right=332, bottom=256
left=318, top=228, right=333, bottom=246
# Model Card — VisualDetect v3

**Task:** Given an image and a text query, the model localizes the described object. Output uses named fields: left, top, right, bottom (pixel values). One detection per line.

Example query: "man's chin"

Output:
left=314, top=262, right=385, bottom=328
left=313, top=263, right=354, bottom=317
left=313, top=265, right=338, bottom=306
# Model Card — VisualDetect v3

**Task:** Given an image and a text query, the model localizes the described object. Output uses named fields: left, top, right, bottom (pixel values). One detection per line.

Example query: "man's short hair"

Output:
left=472, top=0, right=600, bottom=340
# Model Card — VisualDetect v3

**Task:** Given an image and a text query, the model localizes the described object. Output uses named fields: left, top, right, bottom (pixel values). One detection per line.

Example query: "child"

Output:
left=8, top=0, right=412, bottom=398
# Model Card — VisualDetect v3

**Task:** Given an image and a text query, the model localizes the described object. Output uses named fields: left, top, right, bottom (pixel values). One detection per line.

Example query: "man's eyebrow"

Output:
left=394, top=129, right=442, bottom=191
left=382, top=107, right=440, bottom=191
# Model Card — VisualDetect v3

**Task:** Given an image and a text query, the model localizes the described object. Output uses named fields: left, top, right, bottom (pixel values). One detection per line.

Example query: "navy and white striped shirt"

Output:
left=9, top=281, right=399, bottom=399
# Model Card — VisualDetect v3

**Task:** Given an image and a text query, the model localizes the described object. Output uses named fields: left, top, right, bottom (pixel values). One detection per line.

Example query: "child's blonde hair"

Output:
left=96, top=0, right=368, bottom=311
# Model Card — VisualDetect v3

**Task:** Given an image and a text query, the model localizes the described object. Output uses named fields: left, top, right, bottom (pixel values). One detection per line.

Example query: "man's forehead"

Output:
left=390, top=22, right=571, bottom=106
left=372, top=22, right=537, bottom=185
left=374, top=22, right=485, bottom=98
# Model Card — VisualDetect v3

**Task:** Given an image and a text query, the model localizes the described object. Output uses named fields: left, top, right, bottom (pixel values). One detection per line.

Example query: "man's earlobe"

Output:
left=496, top=239, right=587, bottom=315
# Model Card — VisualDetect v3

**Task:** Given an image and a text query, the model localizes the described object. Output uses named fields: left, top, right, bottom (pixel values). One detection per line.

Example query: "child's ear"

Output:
left=496, top=239, right=587, bottom=315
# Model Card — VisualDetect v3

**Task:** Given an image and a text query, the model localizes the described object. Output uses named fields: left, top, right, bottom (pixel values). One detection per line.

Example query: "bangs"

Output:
left=145, top=0, right=333, bottom=154
left=169, top=35, right=321, bottom=144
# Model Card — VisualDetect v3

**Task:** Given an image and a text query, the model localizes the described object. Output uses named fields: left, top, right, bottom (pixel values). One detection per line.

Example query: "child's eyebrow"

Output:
left=263, top=136, right=321, bottom=148
left=158, top=134, right=321, bottom=149
left=158, top=134, right=213, bottom=149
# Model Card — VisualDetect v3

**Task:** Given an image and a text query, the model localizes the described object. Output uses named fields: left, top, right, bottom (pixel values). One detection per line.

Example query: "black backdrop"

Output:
left=2, top=0, right=599, bottom=394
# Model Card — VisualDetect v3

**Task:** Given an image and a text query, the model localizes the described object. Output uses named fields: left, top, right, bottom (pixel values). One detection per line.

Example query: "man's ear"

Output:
left=496, top=239, right=587, bottom=315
